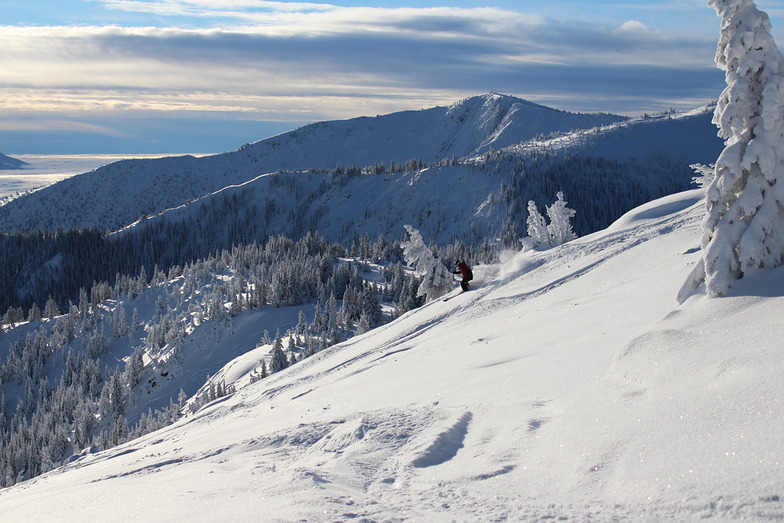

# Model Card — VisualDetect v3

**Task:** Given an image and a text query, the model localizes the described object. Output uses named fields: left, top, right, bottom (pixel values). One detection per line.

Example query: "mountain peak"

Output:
left=448, top=92, right=540, bottom=113
left=449, top=92, right=620, bottom=118
left=0, top=152, right=26, bottom=170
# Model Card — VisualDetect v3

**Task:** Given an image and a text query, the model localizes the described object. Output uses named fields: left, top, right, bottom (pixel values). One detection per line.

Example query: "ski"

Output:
left=442, top=289, right=467, bottom=302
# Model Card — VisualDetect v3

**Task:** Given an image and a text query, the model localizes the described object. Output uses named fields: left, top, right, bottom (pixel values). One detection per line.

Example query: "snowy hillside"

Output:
left=517, top=104, right=722, bottom=164
left=0, top=93, right=704, bottom=235
left=0, top=153, right=25, bottom=170
left=113, top=104, right=722, bottom=247
left=1, top=189, right=781, bottom=521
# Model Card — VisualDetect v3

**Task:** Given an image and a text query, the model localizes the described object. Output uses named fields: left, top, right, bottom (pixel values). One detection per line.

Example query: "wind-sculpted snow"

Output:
left=2, top=189, right=783, bottom=521
left=411, top=411, right=473, bottom=468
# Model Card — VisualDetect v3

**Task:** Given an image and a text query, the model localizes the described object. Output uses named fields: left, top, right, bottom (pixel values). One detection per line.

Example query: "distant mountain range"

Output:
left=0, top=152, right=25, bottom=170
left=0, top=94, right=723, bottom=245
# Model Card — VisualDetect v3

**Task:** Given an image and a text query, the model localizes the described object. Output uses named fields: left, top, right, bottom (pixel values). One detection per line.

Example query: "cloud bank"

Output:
left=0, top=1, right=727, bottom=152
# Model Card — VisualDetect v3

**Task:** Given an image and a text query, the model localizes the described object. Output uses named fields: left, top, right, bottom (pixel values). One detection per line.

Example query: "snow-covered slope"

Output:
left=113, top=105, right=723, bottom=246
left=0, top=94, right=631, bottom=234
left=250, top=94, right=625, bottom=167
left=0, top=153, right=25, bottom=170
left=2, top=189, right=781, bottom=521
left=114, top=163, right=505, bottom=246
left=519, top=104, right=722, bottom=164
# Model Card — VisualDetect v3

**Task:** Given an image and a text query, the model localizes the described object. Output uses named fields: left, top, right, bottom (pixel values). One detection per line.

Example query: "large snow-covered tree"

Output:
left=679, top=0, right=784, bottom=301
left=416, top=256, right=454, bottom=301
left=546, top=191, right=578, bottom=246
left=401, top=225, right=432, bottom=275
left=402, top=225, right=453, bottom=301
left=521, top=200, right=550, bottom=251
left=521, top=192, right=577, bottom=251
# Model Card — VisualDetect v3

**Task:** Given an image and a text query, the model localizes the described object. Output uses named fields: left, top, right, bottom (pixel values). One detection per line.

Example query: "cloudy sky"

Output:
left=2, top=0, right=784, bottom=154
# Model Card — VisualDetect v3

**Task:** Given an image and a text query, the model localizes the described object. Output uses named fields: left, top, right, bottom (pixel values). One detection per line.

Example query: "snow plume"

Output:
left=679, top=0, right=784, bottom=302
left=479, top=248, right=546, bottom=289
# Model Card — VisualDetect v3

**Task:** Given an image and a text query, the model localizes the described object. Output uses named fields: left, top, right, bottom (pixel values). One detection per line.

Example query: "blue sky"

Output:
left=2, top=0, right=784, bottom=154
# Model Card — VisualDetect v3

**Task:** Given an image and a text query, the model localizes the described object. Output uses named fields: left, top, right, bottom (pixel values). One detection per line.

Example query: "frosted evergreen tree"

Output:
left=112, top=306, right=128, bottom=339
left=402, top=225, right=452, bottom=301
left=126, top=345, right=145, bottom=389
left=679, top=0, right=784, bottom=301
left=44, top=297, right=60, bottom=319
left=311, top=303, right=325, bottom=333
left=270, top=330, right=288, bottom=373
left=416, top=256, right=454, bottom=301
left=401, top=225, right=432, bottom=276
left=296, top=310, right=308, bottom=334
left=521, top=192, right=577, bottom=251
left=78, top=288, right=90, bottom=319
left=326, top=294, right=339, bottom=330
left=178, top=388, right=188, bottom=408
left=27, top=303, right=41, bottom=322
left=273, top=329, right=283, bottom=352
left=111, top=416, right=129, bottom=446
left=355, top=310, right=371, bottom=335
left=546, top=191, right=578, bottom=246
left=522, top=200, right=550, bottom=250
left=361, top=285, right=382, bottom=325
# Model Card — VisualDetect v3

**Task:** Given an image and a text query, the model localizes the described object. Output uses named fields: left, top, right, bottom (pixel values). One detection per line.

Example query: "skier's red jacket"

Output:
left=455, top=261, right=473, bottom=281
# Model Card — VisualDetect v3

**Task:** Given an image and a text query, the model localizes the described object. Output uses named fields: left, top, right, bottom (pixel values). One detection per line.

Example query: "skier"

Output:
left=453, top=260, right=473, bottom=292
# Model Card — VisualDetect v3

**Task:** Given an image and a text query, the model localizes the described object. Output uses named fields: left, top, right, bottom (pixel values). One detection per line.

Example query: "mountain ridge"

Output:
left=0, top=93, right=629, bottom=234
left=109, top=104, right=721, bottom=245
left=0, top=152, right=26, bottom=170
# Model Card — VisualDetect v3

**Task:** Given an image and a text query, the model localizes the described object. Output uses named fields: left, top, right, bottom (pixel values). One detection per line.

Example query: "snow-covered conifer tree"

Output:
left=111, top=416, right=129, bottom=446
left=546, top=191, right=577, bottom=246
left=112, top=306, right=128, bottom=339
left=401, top=225, right=432, bottom=275
left=27, top=303, right=41, bottom=322
left=521, top=193, right=577, bottom=251
left=44, top=297, right=60, bottom=319
left=402, top=225, right=452, bottom=301
left=355, top=310, right=371, bottom=335
left=416, top=256, right=454, bottom=301
left=524, top=200, right=550, bottom=250
left=125, top=346, right=144, bottom=389
left=361, top=285, right=382, bottom=325
left=269, top=331, right=288, bottom=373
left=679, top=0, right=784, bottom=300
left=296, top=310, right=307, bottom=334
